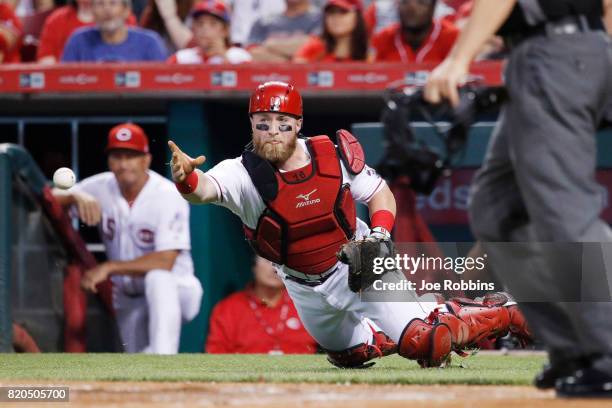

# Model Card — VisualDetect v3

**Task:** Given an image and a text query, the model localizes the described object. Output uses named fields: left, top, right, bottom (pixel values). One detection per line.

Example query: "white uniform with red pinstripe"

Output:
left=204, top=139, right=438, bottom=351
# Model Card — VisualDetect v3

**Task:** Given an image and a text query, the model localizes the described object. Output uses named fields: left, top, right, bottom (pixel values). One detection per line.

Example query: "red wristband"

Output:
left=175, top=171, right=199, bottom=194
left=371, top=210, right=395, bottom=232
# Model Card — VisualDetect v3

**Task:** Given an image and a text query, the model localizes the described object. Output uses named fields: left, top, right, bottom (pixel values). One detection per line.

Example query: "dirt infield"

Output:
left=2, top=381, right=611, bottom=408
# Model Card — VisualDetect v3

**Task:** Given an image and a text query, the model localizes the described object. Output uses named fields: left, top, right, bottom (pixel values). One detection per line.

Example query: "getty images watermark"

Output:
left=364, top=242, right=612, bottom=302
left=370, top=252, right=495, bottom=292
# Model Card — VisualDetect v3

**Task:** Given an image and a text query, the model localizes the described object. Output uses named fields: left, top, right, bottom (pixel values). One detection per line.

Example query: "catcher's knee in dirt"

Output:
left=326, top=331, right=397, bottom=369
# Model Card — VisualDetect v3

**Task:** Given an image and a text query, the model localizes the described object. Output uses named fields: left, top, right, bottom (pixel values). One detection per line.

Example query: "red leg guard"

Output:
left=482, top=292, right=532, bottom=346
left=434, top=312, right=471, bottom=347
left=507, top=305, right=532, bottom=347
left=442, top=299, right=511, bottom=346
left=372, top=330, right=398, bottom=356
left=398, top=318, right=452, bottom=367
left=401, top=293, right=534, bottom=368
left=327, top=331, right=397, bottom=369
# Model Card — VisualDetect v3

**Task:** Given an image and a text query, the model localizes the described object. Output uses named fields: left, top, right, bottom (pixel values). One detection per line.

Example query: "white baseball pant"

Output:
left=112, top=270, right=203, bottom=354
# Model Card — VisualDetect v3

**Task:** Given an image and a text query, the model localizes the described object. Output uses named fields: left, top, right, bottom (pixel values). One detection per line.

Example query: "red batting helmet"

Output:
left=248, top=82, right=303, bottom=118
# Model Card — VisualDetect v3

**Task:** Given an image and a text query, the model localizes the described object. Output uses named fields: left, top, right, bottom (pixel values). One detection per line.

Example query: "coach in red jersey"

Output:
left=206, top=256, right=316, bottom=354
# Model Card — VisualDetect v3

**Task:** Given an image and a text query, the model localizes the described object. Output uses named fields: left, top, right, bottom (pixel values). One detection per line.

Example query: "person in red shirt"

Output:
left=0, top=0, right=22, bottom=64
left=167, top=0, right=251, bottom=65
left=293, top=0, right=367, bottom=63
left=206, top=256, right=317, bottom=354
left=37, top=0, right=137, bottom=64
left=371, top=0, right=458, bottom=63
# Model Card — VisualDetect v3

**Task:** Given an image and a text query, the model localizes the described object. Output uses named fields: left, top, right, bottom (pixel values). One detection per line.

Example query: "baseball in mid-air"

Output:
left=53, top=167, right=76, bottom=189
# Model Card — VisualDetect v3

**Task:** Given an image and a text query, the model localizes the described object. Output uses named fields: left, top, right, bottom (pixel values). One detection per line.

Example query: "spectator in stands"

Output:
left=19, top=0, right=55, bottom=62
left=229, top=0, right=285, bottom=46
left=140, top=0, right=195, bottom=53
left=206, top=256, right=317, bottom=354
left=38, top=0, right=95, bottom=64
left=365, top=0, right=459, bottom=38
left=168, top=0, right=251, bottom=64
left=38, top=0, right=138, bottom=64
left=370, top=0, right=458, bottom=63
left=62, top=0, right=167, bottom=62
left=16, top=0, right=55, bottom=17
left=293, top=0, right=367, bottom=63
left=247, top=0, right=320, bottom=62
left=0, top=0, right=23, bottom=63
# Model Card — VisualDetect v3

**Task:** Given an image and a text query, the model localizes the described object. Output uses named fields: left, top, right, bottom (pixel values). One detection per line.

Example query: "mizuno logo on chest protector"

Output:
left=296, top=189, right=320, bottom=208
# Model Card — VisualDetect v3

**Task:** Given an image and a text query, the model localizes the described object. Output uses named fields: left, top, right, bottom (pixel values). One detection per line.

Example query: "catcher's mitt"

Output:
left=337, top=237, right=397, bottom=292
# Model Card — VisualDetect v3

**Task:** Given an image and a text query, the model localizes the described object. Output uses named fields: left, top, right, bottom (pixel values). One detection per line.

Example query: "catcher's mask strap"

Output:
left=241, top=150, right=278, bottom=202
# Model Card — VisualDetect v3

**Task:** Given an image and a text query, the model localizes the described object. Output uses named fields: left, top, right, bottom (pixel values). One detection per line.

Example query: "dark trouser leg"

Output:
left=469, top=109, right=583, bottom=362
left=469, top=31, right=612, bottom=366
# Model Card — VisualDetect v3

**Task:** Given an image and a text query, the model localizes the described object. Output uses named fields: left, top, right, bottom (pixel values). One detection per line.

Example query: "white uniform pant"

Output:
left=281, top=263, right=439, bottom=351
left=112, top=270, right=203, bottom=354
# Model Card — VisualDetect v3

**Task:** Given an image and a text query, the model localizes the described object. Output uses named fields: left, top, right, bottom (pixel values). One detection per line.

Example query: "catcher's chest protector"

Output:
left=243, top=136, right=357, bottom=274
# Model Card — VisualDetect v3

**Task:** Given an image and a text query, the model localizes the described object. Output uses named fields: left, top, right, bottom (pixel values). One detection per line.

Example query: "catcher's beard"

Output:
left=253, top=133, right=297, bottom=164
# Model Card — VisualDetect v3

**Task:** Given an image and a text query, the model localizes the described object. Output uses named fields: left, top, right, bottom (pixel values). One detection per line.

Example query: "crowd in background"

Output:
left=0, top=0, right=505, bottom=65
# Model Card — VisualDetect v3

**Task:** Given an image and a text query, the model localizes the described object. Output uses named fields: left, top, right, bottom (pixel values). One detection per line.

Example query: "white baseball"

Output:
left=53, top=167, right=76, bottom=189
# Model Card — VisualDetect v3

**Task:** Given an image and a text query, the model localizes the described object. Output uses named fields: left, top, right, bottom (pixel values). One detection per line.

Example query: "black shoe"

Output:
left=556, top=367, right=612, bottom=398
left=535, top=360, right=587, bottom=390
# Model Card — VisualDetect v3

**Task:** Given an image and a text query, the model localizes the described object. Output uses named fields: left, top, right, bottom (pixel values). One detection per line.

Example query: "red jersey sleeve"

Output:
left=294, top=36, right=325, bottom=62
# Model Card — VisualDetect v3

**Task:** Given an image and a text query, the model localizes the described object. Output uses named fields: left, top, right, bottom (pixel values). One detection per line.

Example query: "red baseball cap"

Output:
left=324, top=0, right=362, bottom=11
left=191, top=0, right=230, bottom=23
left=106, top=123, right=149, bottom=154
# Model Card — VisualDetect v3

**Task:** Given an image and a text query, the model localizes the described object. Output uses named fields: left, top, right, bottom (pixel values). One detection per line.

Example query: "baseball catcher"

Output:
left=169, top=81, right=532, bottom=368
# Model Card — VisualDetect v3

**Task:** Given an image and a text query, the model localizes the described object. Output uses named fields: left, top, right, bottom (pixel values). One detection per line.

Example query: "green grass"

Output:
left=0, top=354, right=545, bottom=385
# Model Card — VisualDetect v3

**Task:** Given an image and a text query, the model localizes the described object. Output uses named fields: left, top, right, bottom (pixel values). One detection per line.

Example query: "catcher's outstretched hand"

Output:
left=168, top=140, right=206, bottom=183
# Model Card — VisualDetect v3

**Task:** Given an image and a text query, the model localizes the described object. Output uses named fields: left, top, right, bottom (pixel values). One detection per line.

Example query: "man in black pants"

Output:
left=425, top=0, right=612, bottom=398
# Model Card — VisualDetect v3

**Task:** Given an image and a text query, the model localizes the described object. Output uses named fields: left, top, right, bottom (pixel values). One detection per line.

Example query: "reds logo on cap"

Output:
left=106, top=123, right=149, bottom=153
left=116, top=128, right=132, bottom=141
left=270, top=96, right=281, bottom=112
